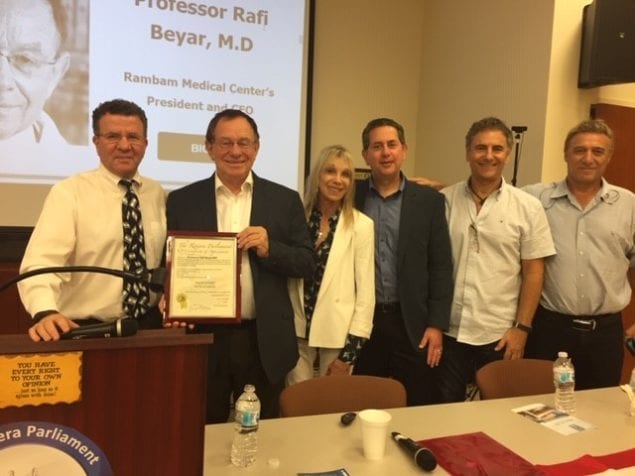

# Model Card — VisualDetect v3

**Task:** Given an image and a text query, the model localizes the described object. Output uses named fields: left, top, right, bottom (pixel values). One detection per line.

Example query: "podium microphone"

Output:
left=510, top=125, right=527, bottom=186
left=0, top=266, right=165, bottom=293
left=60, top=318, right=138, bottom=340
left=391, top=431, right=437, bottom=472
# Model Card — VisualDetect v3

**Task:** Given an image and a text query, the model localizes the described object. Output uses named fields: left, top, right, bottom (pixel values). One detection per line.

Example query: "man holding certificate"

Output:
left=166, top=109, right=315, bottom=423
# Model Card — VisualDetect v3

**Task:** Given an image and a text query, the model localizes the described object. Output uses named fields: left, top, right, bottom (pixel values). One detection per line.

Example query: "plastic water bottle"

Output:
left=553, top=351, right=575, bottom=414
left=230, top=384, right=260, bottom=467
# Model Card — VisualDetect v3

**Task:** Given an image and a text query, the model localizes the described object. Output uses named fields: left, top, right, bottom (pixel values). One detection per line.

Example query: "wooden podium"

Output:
left=0, top=329, right=213, bottom=475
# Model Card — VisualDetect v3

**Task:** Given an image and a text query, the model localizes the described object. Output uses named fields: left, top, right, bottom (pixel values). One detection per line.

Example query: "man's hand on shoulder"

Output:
left=410, top=176, right=446, bottom=191
left=29, top=313, right=79, bottom=342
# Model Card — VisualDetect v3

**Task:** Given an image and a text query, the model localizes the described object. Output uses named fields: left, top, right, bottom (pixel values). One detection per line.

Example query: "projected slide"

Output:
left=0, top=0, right=308, bottom=191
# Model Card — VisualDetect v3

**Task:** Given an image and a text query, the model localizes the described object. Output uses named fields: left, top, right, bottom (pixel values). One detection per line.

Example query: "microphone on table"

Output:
left=0, top=266, right=162, bottom=339
left=60, top=318, right=138, bottom=340
left=391, top=431, right=437, bottom=472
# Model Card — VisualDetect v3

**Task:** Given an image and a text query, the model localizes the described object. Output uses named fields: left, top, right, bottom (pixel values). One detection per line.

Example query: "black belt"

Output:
left=538, top=306, right=621, bottom=332
left=375, top=302, right=400, bottom=314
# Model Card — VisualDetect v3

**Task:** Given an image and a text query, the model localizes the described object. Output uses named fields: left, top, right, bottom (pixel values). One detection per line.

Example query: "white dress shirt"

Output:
left=19, top=165, right=166, bottom=320
left=215, top=173, right=256, bottom=319
left=442, top=179, right=555, bottom=345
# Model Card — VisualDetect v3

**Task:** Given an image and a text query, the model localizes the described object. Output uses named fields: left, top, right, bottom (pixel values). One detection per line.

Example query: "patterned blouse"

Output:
left=303, top=208, right=367, bottom=364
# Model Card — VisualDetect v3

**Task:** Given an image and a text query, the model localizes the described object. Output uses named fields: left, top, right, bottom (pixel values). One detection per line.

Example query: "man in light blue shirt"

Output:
left=524, top=119, right=635, bottom=389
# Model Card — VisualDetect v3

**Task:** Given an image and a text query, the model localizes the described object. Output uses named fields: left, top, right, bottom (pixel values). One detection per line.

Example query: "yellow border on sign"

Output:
left=0, top=352, right=82, bottom=409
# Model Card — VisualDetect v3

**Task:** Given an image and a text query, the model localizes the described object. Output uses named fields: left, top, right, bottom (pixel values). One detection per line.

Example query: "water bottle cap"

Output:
left=557, top=351, right=568, bottom=358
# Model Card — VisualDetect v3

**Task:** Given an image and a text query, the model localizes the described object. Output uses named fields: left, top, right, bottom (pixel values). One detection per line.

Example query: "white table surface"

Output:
left=204, top=387, right=635, bottom=475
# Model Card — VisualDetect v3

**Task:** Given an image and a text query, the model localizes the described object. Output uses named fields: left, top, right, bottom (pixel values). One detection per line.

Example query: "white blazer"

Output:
left=288, top=209, right=375, bottom=348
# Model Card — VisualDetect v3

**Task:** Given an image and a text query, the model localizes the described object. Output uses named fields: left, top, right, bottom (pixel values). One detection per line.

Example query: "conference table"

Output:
left=203, top=387, right=635, bottom=474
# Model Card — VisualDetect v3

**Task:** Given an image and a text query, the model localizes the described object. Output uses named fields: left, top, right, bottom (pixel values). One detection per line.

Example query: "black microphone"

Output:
left=391, top=431, right=437, bottom=472
left=60, top=318, right=138, bottom=340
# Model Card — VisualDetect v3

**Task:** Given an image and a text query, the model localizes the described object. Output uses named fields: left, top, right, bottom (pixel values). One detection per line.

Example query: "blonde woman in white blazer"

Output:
left=287, top=145, right=375, bottom=385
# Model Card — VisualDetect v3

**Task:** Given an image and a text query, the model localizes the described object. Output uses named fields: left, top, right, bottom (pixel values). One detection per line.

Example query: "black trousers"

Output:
left=524, top=305, right=624, bottom=390
left=202, top=321, right=284, bottom=424
left=434, top=335, right=504, bottom=403
left=353, top=305, right=437, bottom=405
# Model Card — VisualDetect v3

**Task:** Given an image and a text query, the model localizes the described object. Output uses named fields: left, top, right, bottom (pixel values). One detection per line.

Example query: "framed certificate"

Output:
left=164, top=231, right=241, bottom=323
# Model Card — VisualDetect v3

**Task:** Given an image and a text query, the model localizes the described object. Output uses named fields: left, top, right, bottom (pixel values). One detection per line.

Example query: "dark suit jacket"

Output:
left=166, top=173, right=315, bottom=383
left=355, top=178, right=454, bottom=350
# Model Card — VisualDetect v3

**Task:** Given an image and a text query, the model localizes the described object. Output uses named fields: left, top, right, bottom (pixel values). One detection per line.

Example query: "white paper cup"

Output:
left=358, top=409, right=392, bottom=460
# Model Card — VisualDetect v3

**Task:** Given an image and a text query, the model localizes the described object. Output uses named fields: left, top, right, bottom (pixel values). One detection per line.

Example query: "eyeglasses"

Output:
left=0, top=51, right=57, bottom=76
left=98, top=132, right=146, bottom=146
left=214, top=138, right=257, bottom=150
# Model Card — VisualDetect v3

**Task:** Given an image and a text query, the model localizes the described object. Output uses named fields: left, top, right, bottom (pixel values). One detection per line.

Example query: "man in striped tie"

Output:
left=19, top=99, right=166, bottom=341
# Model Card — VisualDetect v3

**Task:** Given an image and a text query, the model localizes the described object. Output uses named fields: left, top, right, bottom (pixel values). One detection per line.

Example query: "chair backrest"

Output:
left=279, top=375, right=407, bottom=417
left=475, top=358, right=554, bottom=400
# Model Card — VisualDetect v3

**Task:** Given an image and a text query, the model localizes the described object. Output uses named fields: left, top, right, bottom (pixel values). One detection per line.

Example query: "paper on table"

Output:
left=513, top=403, right=595, bottom=435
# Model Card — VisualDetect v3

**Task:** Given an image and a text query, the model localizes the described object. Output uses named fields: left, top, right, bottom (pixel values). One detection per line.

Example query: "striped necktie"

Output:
left=120, top=179, right=149, bottom=319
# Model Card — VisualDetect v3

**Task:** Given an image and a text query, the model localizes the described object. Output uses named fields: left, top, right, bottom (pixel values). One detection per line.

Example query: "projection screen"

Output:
left=0, top=0, right=312, bottom=226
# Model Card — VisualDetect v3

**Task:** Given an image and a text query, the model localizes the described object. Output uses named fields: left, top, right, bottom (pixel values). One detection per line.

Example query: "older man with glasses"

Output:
left=166, top=108, right=315, bottom=423
left=0, top=0, right=71, bottom=145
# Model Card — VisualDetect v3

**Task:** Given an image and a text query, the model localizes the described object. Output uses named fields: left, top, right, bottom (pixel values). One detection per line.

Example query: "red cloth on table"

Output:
left=417, top=431, right=543, bottom=476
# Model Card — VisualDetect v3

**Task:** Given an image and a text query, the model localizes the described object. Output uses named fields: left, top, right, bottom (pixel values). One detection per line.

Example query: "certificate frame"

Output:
left=164, top=231, right=241, bottom=324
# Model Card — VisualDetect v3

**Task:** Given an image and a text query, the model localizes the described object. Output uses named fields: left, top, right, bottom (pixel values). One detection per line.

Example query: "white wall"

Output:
left=311, top=0, right=635, bottom=187
left=416, top=0, right=554, bottom=187
left=541, top=0, right=597, bottom=182
left=311, top=0, right=425, bottom=177
left=538, top=1, right=635, bottom=182
left=598, top=83, right=635, bottom=107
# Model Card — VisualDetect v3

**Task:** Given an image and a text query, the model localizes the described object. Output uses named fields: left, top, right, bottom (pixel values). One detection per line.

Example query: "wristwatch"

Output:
left=513, top=321, right=532, bottom=333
